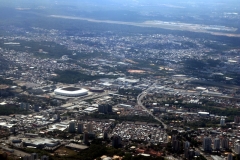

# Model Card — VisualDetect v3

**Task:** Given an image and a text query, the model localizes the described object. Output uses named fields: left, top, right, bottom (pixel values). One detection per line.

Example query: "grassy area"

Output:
left=54, top=146, right=78, bottom=157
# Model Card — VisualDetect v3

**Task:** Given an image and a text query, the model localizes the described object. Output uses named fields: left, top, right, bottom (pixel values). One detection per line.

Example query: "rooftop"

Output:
left=61, top=87, right=80, bottom=91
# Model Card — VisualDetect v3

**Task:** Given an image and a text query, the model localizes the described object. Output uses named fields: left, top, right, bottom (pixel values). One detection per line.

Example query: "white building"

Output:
left=234, top=142, right=240, bottom=154
left=198, top=112, right=210, bottom=117
left=220, top=117, right=225, bottom=126
left=84, top=107, right=98, bottom=114
left=116, top=77, right=139, bottom=85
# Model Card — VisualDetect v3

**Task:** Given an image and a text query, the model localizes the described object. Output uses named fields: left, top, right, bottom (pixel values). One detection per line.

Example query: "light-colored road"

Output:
left=13, top=149, right=31, bottom=157
left=137, top=85, right=167, bottom=129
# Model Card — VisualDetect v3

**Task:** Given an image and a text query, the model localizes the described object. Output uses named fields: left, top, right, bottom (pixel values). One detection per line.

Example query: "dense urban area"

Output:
left=0, top=0, right=240, bottom=160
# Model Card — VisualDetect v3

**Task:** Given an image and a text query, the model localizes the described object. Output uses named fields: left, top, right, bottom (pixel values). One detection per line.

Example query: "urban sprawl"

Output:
left=0, top=25, right=240, bottom=160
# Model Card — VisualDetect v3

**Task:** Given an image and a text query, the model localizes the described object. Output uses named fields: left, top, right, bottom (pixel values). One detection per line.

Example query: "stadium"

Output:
left=89, top=87, right=104, bottom=92
left=54, top=87, right=88, bottom=97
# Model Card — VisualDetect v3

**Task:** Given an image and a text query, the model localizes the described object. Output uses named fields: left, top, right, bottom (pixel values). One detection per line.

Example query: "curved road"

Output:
left=137, top=89, right=167, bottom=129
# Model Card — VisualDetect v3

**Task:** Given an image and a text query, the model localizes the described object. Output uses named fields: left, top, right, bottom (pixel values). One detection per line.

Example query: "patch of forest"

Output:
left=51, top=70, right=116, bottom=84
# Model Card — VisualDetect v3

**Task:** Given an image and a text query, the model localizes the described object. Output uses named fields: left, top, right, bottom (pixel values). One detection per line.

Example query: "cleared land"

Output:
left=50, top=15, right=240, bottom=37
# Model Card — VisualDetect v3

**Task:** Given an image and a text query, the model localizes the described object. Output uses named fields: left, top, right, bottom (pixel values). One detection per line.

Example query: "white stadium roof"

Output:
left=54, top=87, right=88, bottom=97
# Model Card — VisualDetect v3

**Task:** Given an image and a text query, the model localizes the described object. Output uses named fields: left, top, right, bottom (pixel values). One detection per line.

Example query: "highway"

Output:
left=137, top=86, right=212, bottom=159
left=137, top=85, right=167, bottom=129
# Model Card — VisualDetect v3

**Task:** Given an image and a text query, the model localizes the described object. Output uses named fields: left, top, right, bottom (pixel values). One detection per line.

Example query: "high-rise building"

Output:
left=98, top=104, right=112, bottom=114
left=20, top=102, right=25, bottom=110
left=68, top=121, right=75, bottom=133
left=184, top=147, right=195, bottom=160
left=172, top=140, right=181, bottom=152
left=87, top=122, right=93, bottom=134
left=195, top=150, right=200, bottom=156
left=203, top=137, right=212, bottom=152
left=221, top=137, right=229, bottom=150
left=184, top=149, right=189, bottom=159
left=20, top=102, right=30, bottom=110
left=41, top=155, right=49, bottom=160
left=31, top=153, right=38, bottom=160
left=83, top=132, right=89, bottom=144
left=171, top=135, right=177, bottom=146
left=23, top=156, right=30, bottom=160
left=77, top=123, right=84, bottom=134
left=213, top=138, right=220, bottom=150
left=171, top=135, right=181, bottom=152
left=234, top=116, right=240, bottom=124
left=188, top=149, right=195, bottom=160
left=34, top=105, right=39, bottom=112
left=184, top=141, right=190, bottom=150
left=107, top=105, right=112, bottom=113
left=112, top=135, right=121, bottom=148
left=234, top=142, right=240, bottom=154
left=56, top=112, right=60, bottom=121
left=104, top=131, right=108, bottom=140
left=227, top=153, right=233, bottom=160
left=26, top=103, right=29, bottom=110
left=220, top=117, right=225, bottom=126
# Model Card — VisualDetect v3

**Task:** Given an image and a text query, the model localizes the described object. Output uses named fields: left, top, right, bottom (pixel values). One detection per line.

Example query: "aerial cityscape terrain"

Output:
left=0, top=0, right=240, bottom=160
